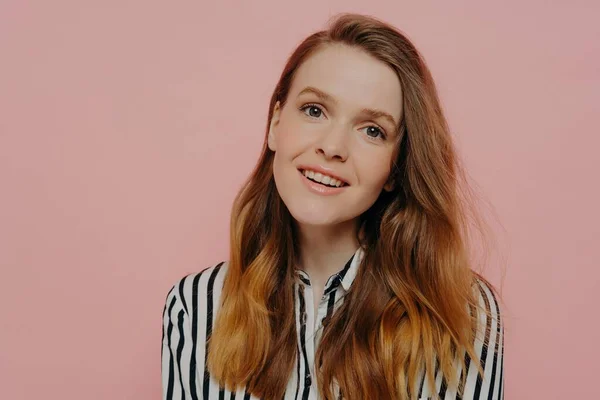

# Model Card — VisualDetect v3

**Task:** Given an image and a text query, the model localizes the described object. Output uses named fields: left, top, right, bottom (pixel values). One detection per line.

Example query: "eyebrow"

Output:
left=297, top=86, right=399, bottom=130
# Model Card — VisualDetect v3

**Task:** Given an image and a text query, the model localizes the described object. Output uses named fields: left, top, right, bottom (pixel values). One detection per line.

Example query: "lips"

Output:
left=296, top=165, right=350, bottom=187
left=299, top=169, right=348, bottom=188
left=298, top=169, right=347, bottom=195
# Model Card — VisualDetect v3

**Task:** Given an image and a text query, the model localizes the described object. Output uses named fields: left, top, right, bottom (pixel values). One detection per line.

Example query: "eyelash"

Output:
left=299, top=103, right=387, bottom=141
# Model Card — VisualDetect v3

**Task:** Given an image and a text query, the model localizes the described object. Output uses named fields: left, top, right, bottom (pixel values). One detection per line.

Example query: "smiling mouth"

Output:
left=299, top=169, right=349, bottom=188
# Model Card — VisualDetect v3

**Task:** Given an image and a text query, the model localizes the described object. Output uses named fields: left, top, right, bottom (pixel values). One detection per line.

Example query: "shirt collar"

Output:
left=339, top=246, right=363, bottom=291
left=294, top=247, right=364, bottom=292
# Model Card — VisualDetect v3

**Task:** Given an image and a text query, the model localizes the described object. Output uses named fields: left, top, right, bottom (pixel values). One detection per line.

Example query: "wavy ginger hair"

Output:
left=207, top=13, right=499, bottom=400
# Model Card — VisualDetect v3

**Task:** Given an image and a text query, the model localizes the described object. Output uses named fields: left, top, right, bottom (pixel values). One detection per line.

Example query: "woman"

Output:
left=162, top=13, right=504, bottom=400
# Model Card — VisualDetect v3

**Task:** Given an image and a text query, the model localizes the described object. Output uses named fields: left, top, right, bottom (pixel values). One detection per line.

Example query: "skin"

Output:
left=268, top=43, right=403, bottom=308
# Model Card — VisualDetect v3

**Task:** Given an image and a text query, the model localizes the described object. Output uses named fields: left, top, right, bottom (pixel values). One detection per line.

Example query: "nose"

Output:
left=315, top=123, right=349, bottom=162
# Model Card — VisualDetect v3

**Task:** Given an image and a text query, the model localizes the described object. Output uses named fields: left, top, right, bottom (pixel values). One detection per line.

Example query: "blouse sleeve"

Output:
left=161, top=281, right=199, bottom=400
left=461, top=278, right=505, bottom=399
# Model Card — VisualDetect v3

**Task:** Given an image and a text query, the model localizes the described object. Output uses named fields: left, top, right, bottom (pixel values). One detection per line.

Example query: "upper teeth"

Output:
left=302, top=170, right=345, bottom=187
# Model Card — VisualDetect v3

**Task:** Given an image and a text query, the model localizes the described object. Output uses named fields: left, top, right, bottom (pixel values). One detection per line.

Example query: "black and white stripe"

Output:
left=162, top=249, right=504, bottom=399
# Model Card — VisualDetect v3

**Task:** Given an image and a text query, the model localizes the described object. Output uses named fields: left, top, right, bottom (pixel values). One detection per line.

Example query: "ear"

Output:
left=267, top=101, right=281, bottom=152
left=383, top=175, right=395, bottom=192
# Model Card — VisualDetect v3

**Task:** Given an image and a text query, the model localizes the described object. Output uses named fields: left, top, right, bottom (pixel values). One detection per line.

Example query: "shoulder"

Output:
left=163, top=261, right=230, bottom=316
left=471, top=275, right=502, bottom=327
left=470, top=275, right=504, bottom=363
left=455, top=276, right=505, bottom=398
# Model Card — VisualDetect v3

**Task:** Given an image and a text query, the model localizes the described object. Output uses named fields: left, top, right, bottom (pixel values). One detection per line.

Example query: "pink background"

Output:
left=1, top=1, right=598, bottom=399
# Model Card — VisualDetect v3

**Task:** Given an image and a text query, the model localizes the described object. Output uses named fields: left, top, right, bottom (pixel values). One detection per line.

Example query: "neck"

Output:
left=295, top=219, right=360, bottom=286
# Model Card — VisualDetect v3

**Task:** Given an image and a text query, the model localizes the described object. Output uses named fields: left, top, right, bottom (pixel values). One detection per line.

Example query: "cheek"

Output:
left=275, top=120, right=310, bottom=157
left=272, top=123, right=301, bottom=177
left=357, top=155, right=393, bottom=189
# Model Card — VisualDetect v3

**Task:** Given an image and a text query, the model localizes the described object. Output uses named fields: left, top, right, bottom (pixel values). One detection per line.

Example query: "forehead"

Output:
left=288, top=44, right=403, bottom=121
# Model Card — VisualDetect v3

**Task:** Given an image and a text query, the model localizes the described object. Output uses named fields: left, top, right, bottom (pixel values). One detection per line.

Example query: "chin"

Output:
left=286, top=205, right=352, bottom=228
left=292, top=215, right=340, bottom=227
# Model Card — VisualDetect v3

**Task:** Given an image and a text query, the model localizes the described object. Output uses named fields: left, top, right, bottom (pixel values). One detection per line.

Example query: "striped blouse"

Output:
left=161, top=247, right=504, bottom=399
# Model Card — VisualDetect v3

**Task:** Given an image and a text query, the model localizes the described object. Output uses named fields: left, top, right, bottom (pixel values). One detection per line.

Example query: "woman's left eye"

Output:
left=362, top=126, right=386, bottom=140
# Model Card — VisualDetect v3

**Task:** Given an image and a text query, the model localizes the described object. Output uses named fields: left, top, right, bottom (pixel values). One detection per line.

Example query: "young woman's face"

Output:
left=268, top=44, right=403, bottom=228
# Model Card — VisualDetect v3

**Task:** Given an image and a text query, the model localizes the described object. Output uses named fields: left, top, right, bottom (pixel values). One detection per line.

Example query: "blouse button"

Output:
left=305, top=375, right=312, bottom=386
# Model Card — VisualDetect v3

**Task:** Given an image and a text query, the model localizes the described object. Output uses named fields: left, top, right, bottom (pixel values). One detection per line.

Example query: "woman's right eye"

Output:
left=300, top=104, right=324, bottom=118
